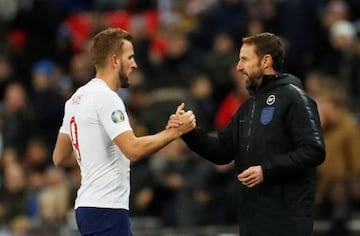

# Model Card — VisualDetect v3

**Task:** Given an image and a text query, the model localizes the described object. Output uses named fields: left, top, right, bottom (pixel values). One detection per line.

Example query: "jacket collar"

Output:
left=248, top=74, right=279, bottom=95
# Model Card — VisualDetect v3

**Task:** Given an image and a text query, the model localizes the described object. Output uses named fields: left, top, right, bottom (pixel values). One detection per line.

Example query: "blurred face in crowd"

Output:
left=313, top=96, right=331, bottom=128
left=4, top=82, right=27, bottom=113
left=4, top=164, right=26, bottom=194
left=237, top=43, right=264, bottom=88
left=117, top=40, right=137, bottom=88
left=314, top=92, right=343, bottom=129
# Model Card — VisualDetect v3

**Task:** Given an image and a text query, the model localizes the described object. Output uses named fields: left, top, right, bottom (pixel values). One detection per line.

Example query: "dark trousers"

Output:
left=75, top=207, right=132, bottom=236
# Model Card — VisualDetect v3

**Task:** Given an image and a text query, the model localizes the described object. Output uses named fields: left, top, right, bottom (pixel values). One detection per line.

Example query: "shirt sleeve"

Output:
left=182, top=114, right=236, bottom=165
left=59, top=101, right=70, bottom=135
left=98, top=91, right=132, bottom=140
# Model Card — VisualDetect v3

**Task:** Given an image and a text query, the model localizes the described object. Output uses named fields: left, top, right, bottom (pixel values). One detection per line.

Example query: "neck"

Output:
left=96, top=69, right=119, bottom=91
left=255, top=68, right=277, bottom=87
left=264, top=67, right=277, bottom=75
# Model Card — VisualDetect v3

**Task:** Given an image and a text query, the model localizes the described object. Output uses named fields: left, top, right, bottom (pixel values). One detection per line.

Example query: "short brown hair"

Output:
left=89, top=28, right=133, bottom=68
left=242, top=32, right=285, bottom=72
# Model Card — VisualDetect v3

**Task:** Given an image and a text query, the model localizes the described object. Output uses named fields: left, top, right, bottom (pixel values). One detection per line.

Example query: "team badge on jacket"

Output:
left=111, top=110, right=125, bottom=123
left=266, top=94, right=276, bottom=105
left=260, top=107, right=274, bottom=125
left=261, top=95, right=276, bottom=125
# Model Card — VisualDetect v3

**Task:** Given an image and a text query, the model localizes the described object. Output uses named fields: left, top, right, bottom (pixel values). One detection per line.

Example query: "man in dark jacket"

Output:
left=169, top=32, right=325, bottom=236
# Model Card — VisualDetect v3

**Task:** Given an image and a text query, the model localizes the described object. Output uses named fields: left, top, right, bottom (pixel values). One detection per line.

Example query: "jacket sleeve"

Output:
left=262, top=88, right=326, bottom=180
left=181, top=124, right=234, bottom=165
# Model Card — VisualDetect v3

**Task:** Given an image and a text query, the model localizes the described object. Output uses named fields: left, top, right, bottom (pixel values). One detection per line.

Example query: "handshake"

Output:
left=165, top=103, right=196, bottom=136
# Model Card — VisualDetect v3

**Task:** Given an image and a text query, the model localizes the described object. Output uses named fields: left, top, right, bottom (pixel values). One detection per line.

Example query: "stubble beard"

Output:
left=246, top=61, right=264, bottom=88
left=247, top=70, right=263, bottom=88
left=119, top=72, right=130, bottom=88
left=119, top=60, right=130, bottom=88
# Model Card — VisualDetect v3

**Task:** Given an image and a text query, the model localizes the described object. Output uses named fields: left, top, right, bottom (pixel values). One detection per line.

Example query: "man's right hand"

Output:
left=166, top=103, right=196, bottom=135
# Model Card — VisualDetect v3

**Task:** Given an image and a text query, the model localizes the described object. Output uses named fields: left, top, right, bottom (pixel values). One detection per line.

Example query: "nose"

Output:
left=236, top=61, right=243, bottom=72
left=132, top=60, right=138, bottom=69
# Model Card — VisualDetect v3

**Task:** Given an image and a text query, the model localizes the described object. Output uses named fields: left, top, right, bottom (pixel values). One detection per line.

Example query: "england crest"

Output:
left=260, top=107, right=274, bottom=125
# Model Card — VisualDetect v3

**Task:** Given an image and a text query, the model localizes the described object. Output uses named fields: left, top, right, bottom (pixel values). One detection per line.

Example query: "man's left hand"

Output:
left=237, top=165, right=264, bottom=188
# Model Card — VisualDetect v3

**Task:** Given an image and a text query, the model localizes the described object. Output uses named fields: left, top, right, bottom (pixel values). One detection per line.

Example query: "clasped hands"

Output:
left=166, top=103, right=263, bottom=188
left=166, top=103, right=196, bottom=136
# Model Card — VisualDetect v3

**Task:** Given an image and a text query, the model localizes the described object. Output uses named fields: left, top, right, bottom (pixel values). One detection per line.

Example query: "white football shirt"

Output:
left=59, top=78, right=132, bottom=210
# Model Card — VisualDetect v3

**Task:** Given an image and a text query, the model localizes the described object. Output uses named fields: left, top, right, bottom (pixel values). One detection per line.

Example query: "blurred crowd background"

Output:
left=0, top=0, right=359, bottom=235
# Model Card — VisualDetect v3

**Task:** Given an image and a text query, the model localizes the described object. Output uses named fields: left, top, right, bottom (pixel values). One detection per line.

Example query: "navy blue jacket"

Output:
left=182, top=73, right=325, bottom=236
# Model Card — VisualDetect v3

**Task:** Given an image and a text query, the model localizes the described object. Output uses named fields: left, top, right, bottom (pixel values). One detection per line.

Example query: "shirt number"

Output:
left=70, top=116, right=82, bottom=163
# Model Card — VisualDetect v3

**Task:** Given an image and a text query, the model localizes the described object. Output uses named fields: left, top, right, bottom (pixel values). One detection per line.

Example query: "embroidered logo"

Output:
left=111, top=110, right=125, bottom=123
left=266, top=94, right=276, bottom=105
left=260, top=107, right=274, bottom=125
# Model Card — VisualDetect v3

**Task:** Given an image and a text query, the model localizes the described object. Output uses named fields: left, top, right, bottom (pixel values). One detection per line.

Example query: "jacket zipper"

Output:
left=245, top=99, right=256, bottom=151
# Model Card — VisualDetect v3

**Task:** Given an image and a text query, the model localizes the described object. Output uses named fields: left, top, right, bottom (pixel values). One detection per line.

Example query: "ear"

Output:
left=262, top=54, right=273, bottom=69
left=110, top=54, right=120, bottom=68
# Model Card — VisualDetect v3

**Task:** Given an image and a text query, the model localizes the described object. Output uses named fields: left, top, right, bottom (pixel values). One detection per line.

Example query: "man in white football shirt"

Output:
left=52, top=28, right=195, bottom=235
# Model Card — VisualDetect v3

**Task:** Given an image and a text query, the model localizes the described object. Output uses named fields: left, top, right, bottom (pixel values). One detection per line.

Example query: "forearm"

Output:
left=115, top=128, right=182, bottom=161
left=53, top=145, right=78, bottom=168
left=262, top=144, right=325, bottom=180
left=134, top=128, right=182, bottom=159
left=53, top=133, right=78, bottom=168
left=55, top=154, right=78, bottom=168
left=182, top=127, right=233, bottom=165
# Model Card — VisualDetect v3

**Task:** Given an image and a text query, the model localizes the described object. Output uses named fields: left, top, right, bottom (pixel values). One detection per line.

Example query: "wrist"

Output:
left=166, top=127, right=182, bottom=138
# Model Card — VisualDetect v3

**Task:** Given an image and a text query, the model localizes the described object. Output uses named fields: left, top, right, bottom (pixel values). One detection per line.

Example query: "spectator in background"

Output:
left=247, top=0, right=280, bottom=34
left=148, top=138, right=217, bottom=226
left=321, top=0, right=350, bottom=31
left=0, top=157, right=30, bottom=231
left=26, top=168, right=44, bottom=221
left=68, top=50, right=95, bottom=88
left=125, top=70, right=150, bottom=119
left=129, top=157, right=158, bottom=217
left=189, top=0, right=248, bottom=50
left=0, top=81, right=36, bottom=157
left=278, top=0, right=324, bottom=79
left=127, top=15, right=153, bottom=76
left=0, top=55, right=16, bottom=100
left=310, top=76, right=360, bottom=235
left=214, top=64, right=249, bottom=130
left=319, top=20, right=360, bottom=108
left=202, top=32, right=238, bottom=105
left=150, top=26, right=198, bottom=89
left=188, top=72, right=215, bottom=129
left=245, top=18, right=265, bottom=37
left=38, top=167, right=70, bottom=224
left=23, top=137, right=52, bottom=173
left=30, top=60, right=64, bottom=149
left=304, top=70, right=327, bottom=98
